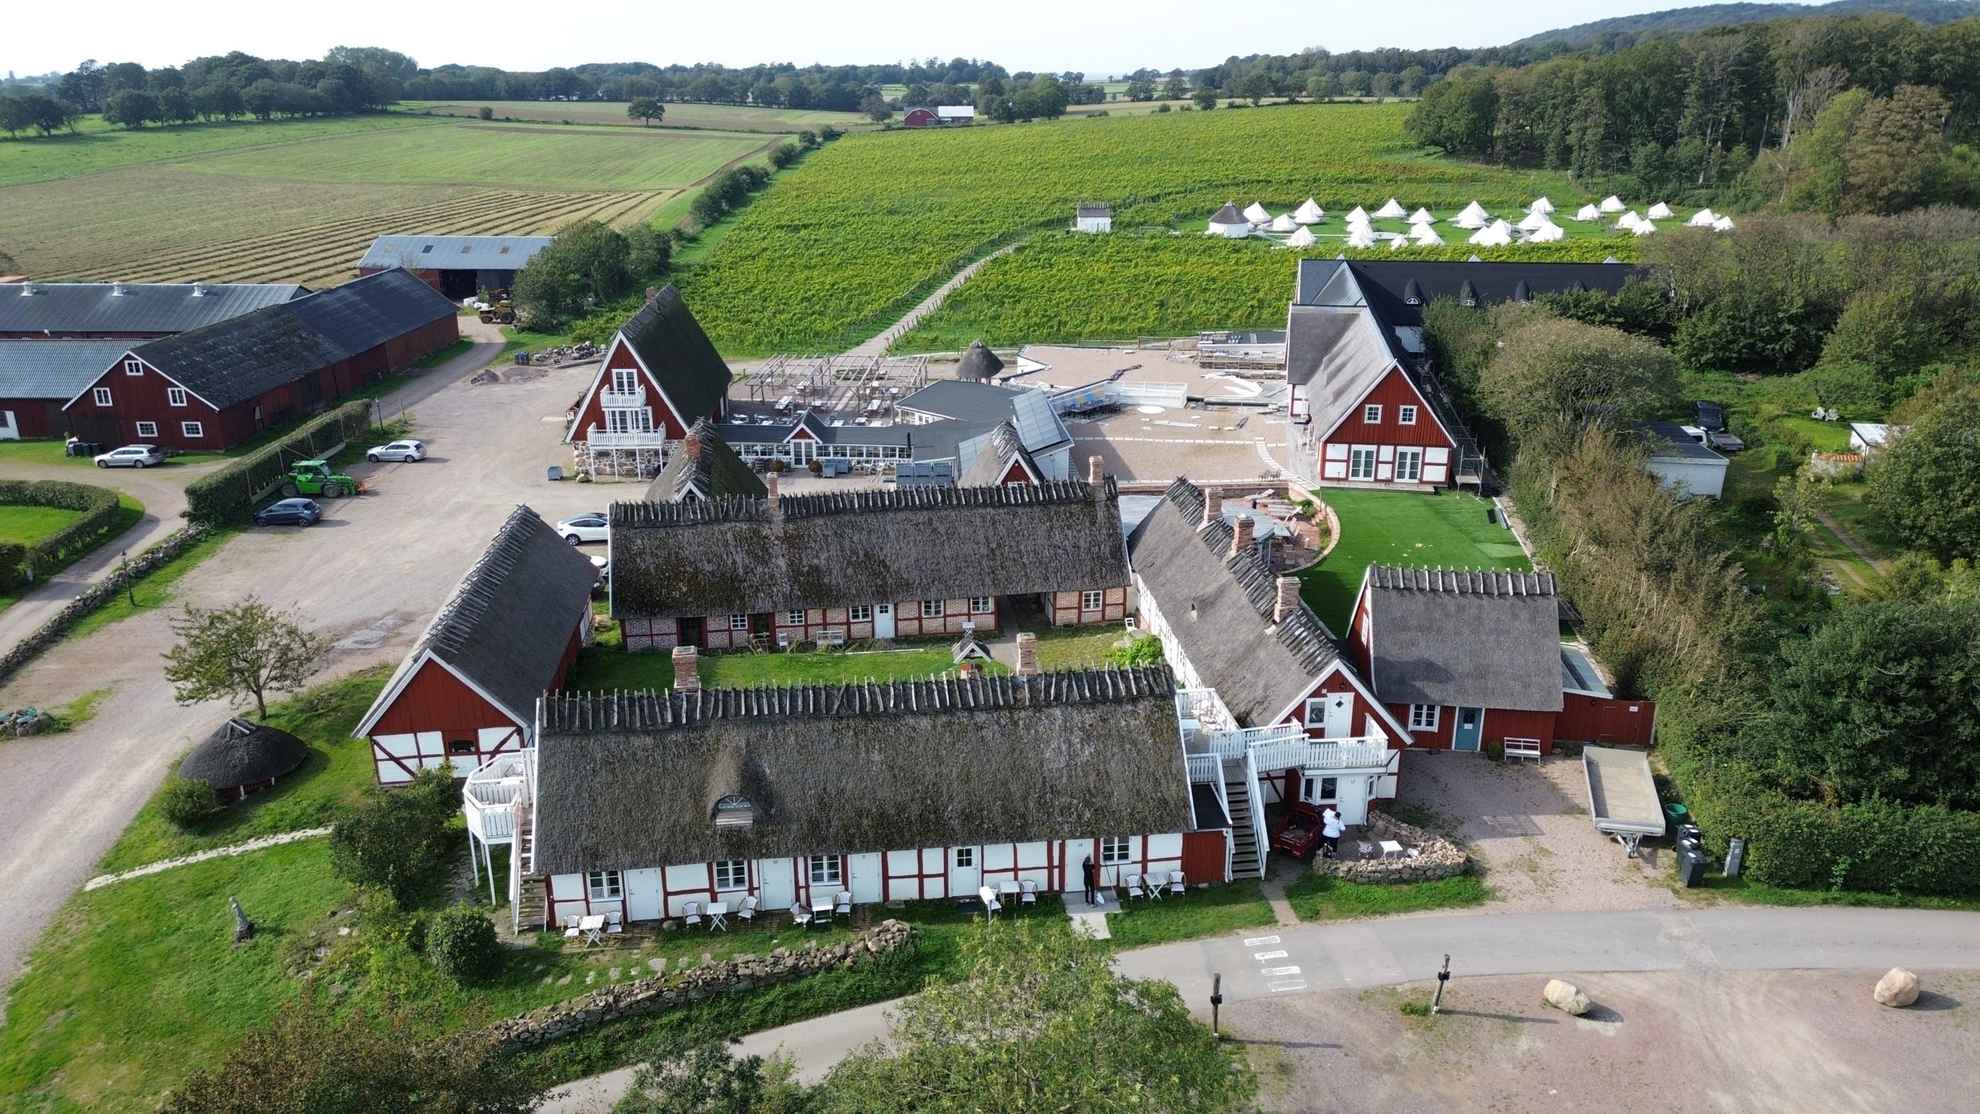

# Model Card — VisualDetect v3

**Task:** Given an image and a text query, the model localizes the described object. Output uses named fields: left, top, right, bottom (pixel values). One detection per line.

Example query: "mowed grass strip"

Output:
left=0, top=113, right=444, bottom=187
left=567, top=622, right=1001, bottom=691
left=1299, top=489, right=1531, bottom=631
left=183, top=121, right=772, bottom=191
left=1284, top=872, right=1492, bottom=921
left=401, top=100, right=867, bottom=133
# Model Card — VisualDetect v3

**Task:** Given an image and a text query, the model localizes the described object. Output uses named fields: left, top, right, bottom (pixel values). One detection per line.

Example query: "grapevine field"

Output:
left=890, top=231, right=1640, bottom=351
left=672, top=102, right=1633, bottom=356
left=401, top=100, right=867, bottom=133
left=0, top=119, right=775, bottom=287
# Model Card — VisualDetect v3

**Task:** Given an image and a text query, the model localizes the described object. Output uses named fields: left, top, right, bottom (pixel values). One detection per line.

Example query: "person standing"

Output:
left=1081, top=856, right=1099, bottom=904
left=1321, top=807, right=1344, bottom=859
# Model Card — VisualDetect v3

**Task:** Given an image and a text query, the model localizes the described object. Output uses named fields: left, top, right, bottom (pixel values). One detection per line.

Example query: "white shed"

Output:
left=1206, top=201, right=1251, bottom=238
left=1075, top=203, right=1113, bottom=233
left=1641, top=421, right=1726, bottom=499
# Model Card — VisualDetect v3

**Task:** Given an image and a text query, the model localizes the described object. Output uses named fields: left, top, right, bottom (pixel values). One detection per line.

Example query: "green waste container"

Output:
left=1665, top=802, right=1690, bottom=825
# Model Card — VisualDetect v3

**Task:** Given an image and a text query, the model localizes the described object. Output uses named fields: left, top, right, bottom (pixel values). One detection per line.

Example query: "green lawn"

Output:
left=64, top=528, right=234, bottom=640
left=1284, top=872, right=1492, bottom=921
left=1029, top=623, right=1134, bottom=670
left=567, top=619, right=1003, bottom=691
left=0, top=504, right=85, bottom=545
left=1104, top=881, right=1277, bottom=948
left=1299, top=489, right=1530, bottom=630
left=96, top=667, right=389, bottom=874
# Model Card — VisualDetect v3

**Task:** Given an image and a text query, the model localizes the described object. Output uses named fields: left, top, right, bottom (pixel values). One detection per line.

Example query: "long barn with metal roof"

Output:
left=0, top=281, right=306, bottom=340
left=357, top=235, right=554, bottom=299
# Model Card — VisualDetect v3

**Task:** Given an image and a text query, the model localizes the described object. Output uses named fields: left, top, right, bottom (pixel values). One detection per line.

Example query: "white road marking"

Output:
left=1252, top=950, right=1289, bottom=961
left=1262, top=965, right=1303, bottom=977
left=1243, top=936, right=1282, bottom=947
left=1268, top=980, right=1309, bottom=992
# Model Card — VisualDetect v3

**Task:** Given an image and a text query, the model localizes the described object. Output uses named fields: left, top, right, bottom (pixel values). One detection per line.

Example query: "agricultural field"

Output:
left=0, top=120, right=775, bottom=287
left=673, top=102, right=1635, bottom=356
left=401, top=100, right=867, bottom=133
left=0, top=113, right=441, bottom=187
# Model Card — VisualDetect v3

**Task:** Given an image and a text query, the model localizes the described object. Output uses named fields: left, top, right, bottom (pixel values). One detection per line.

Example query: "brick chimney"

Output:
left=1198, top=486, right=1219, bottom=531
left=672, top=645, right=700, bottom=692
left=1230, top=514, right=1255, bottom=559
left=1014, top=631, right=1039, bottom=677
left=1273, top=576, right=1301, bottom=623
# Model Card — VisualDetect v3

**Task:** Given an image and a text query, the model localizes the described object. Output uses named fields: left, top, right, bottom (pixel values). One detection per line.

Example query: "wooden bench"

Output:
left=1503, top=739, right=1544, bottom=763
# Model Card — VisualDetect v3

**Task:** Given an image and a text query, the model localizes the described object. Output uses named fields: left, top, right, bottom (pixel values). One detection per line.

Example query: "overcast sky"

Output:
left=6, top=2, right=1716, bottom=78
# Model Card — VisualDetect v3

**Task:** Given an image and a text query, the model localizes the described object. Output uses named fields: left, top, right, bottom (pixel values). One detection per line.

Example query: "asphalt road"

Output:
left=538, top=904, right=1980, bottom=1111
left=0, top=324, right=615, bottom=999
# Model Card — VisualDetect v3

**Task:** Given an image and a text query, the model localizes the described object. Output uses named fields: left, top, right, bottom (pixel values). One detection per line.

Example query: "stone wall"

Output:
left=0, top=525, right=211, bottom=687
left=1316, top=811, right=1471, bottom=884
left=484, top=919, right=914, bottom=1050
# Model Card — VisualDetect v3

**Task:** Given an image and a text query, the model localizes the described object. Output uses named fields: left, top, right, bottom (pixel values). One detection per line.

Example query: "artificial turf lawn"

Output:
left=1299, top=489, right=1531, bottom=630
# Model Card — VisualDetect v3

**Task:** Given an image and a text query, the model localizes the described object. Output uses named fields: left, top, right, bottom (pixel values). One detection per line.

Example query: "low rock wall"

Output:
left=0, top=525, right=211, bottom=687
left=484, top=919, right=914, bottom=1050
left=1318, top=811, right=1471, bottom=884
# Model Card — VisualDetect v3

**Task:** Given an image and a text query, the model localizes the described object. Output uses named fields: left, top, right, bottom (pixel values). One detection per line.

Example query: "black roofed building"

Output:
left=354, top=504, right=601, bottom=787
left=609, top=463, right=1130, bottom=652
left=1285, top=259, right=1640, bottom=490
left=357, top=234, right=553, bottom=299
left=180, top=718, right=310, bottom=802
left=565, top=285, right=732, bottom=477
left=1128, top=479, right=1406, bottom=874
left=0, top=280, right=307, bottom=340
left=60, top=268, right=457, bottom=451
left=1345, top=565, right=1656, bottom=755
left=643, top=419, right=768, bottom=503
left=895, top=378, right=1073, bottom=481
left=0, top=340, right=133, bottom=440
left=504, top=665, right=1234, bottom=929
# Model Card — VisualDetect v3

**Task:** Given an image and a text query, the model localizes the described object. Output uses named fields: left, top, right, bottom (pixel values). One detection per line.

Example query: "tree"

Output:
left=512, top=220, right=637, bottom=328
left=477, top=105, right=493, bottom=121
left=1753, top=596, right=1980, bottom=809
left=166, top=997, right=541, bottom=1114
left=1162, top=75, right=1188, bottom=100
left=1870, top=387, right=1980, bottom=561
left=1843, top=84, right=1952, bottom=214
left=328, top=767, right=459, bottom=905
left=614, top=1042, right=804, bottom=1114
left=627, top=97, right=664, bottom=126
left=162, top=598, right=327, bottom=719
left=1478, top=315, right=1681, bottom=449
left=426, top=904, right=501, bottom=983
left=812, top=923, right=1253, bottom=1113
left=192, top=82, right=245, bottom=121
left=103, top=89, right=160, bottom=128
left=1404, top=67, right=1496, bottom=154
left=1192, top=88, right=1218, bottom=110
left=1125, top=79, right=1155, bottom=102
left=859, top=93, right=891, bottom=122
left=1238, top=72, right=1274, bottom=106
left=158, top=87, right=196, bottom=124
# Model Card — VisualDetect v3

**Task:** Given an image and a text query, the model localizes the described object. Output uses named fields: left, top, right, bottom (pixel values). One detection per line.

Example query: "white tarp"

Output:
left=1293, top=198, right=1325, bottom=223
left=1373, top=198, right=1407, bottom=219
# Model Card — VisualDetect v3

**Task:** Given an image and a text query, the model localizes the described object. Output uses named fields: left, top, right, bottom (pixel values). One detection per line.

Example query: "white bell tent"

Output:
left=1269, top=213, right=1299, bottom=232
left=1242, top=201, right=1272, bottom=225
left=1373, top=198, right=1407, bottom=219
left=1525, top=221, right=1565, bottom=242
left=1647, top=201, right=1674, bottom=219
left=1599, top=195, right=1625, bottom=213
left=1632, top=219, right=1658, bottom=236
left=1345, top=225, right=1377, bottom=248
left=1407, top=207, right=1435, bottom=225
left=1528, top=196, right=1554, bottom=214
left=1573, top=203, right=1601, bottom=221
left=1711, top=215, right=1735, bottom=232
left=1409, top=223, right=1444, bottom=245
left=1293, top=198, right=1325, bottom=224
left=1687, top=208, right=1719, bottom=228
left=1284, top=224, right=1318, bottom=247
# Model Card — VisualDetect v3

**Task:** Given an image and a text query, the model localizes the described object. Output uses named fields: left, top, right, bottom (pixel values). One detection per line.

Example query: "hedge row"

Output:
left=184, top=401, right=372, bottom=524
left=0, top=479, right=125, bottom=589
left=0, top=524, right=211, bottom=687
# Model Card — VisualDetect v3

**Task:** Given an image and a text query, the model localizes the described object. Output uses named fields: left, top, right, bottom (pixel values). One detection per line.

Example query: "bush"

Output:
left=427, top=904, right=501, bottom=983
left=0, top=541, right=27, bottom=593
left=476, top=106, right=493, bottom=121
left=183, top=401, right=372, bottom=524
left=159, top=775, right=223, bottom=828
left=0, top=479, right=124, bottom=575
left=327, top=767, right=459, bottom=906
left=1106, top=633, right=1163, bottom=667
left=768, top=143, right=800, bottom=169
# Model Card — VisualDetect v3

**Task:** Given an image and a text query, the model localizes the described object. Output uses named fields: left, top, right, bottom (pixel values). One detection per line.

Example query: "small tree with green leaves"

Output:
left=159, top=774, right=223, bottom=828
left=627, top=97, right=664, bottom=126
left=329, top=767, right=459, bottom=906
left=162, top=598, right=327, bottom=719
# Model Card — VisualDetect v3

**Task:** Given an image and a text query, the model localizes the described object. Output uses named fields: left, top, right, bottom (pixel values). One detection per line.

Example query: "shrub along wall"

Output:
left=184, top=402, right=372, bottom=524
left=0, top=525, right=210, bottom=687
left=0, top=479, right=124, bottom=587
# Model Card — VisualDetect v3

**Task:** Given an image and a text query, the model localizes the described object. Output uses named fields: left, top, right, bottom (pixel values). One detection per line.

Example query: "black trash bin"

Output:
left=1675, top=848, right=1707, bottom=887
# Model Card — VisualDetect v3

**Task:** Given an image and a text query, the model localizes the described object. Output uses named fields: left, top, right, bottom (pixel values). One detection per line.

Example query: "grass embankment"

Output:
left=1298, top=489, right=1530, bottom=630
left=63, top=528, right=234, bottom=640
left=1284, top=873, right=1493, bottom=921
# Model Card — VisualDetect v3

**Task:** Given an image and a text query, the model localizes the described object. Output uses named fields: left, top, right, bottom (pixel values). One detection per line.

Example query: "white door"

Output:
left=949, top=847, right=980, bottom=895
left=0, top=411, right=17, bottom=441
left=1336, top=778, right=1371, bottom=825
left=625, top=868, right=662, bottom=922
left=874, top=603, right=895, bottom=639
left=1321, top=692, right=1353, bottom=738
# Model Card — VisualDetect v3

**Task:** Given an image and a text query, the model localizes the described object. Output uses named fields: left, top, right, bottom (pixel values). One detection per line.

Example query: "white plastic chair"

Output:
left=1168, top=870, right=1185, bottom=896
left=1125, top=874, right=1148, bottom=900
left=834, top=890, right=853, bottom=916
left=789, top=903, right=813, bottom=929
left=1019, top=879, right=1038, bottom=906
left=739, top=895, right=759, bottom=923
left=682, top=900, right=703, bottom=929
left=562, top=914, right=581, bottom=940
left=977, top=884, right=1002, bottom=919
left=605, top=909, right=624, bottom=935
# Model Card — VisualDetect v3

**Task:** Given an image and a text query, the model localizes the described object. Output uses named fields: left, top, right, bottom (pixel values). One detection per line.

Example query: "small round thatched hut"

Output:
left=955, top=340, right=1005, bottom=383
left=180, top=718, right=309, bottom=801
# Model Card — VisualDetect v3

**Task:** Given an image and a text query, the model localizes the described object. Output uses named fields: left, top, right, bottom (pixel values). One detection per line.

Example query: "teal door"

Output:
left=1453, top=707, right=1484, bottom=752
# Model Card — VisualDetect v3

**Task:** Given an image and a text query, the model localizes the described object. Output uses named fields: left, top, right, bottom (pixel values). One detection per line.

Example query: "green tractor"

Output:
left=280, top=460, right=362, bottom=498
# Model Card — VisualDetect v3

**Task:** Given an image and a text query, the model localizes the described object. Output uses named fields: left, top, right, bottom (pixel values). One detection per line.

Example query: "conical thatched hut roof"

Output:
left=956, top=340, right=1005, bottom=382
left=180, top=718, right=308, bottom=792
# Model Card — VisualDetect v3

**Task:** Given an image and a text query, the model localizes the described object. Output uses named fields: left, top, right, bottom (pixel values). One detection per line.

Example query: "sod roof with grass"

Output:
left=530, top=666, right=1191, bottom=872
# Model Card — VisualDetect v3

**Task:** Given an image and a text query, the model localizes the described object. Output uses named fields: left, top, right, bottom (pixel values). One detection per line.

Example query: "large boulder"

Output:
left=1542, top=978, right=1592, bottom=1016
left=1874, top=968, right=1920, bottom=1008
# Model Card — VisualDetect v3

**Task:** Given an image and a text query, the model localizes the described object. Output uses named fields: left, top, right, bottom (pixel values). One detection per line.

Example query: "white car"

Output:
left=557, top=512, right=610, bottom=545
left=94, top=444, right=166, bottom=469
left=366, top=439, right=426, bottom=463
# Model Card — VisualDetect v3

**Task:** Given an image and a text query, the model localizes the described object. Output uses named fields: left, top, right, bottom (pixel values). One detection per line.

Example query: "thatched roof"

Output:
left=955, top=340, right=1004, bottom=382
left=180, top=718, right=308, bottom=790
left=644, top=419, right=767, bottom=502
left=1361, top=565, right=1563, bottom=712
left=1127, top=479, right=1355, bottom=727
left=609, top=480, right=1128, bottom=619
left=618, top=286, right=731, bottom=425
left=530, top=667, right=1191, bottom=873
left=356, top=506, right=599, bottom=735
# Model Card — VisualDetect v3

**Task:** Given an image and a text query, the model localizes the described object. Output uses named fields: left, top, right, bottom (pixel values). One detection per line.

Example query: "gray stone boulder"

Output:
left=1874, top=967, right=1920, bottom=1008
left=1542, top=978, right=1592, bottom=1016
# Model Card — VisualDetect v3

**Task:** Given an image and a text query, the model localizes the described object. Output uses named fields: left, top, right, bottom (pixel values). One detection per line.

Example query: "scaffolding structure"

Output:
left=742, top=354, right=931, bottom=420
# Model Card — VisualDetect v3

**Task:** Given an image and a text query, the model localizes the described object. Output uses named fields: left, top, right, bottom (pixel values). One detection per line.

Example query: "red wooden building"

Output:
left=1346, top=564, right=1655, bottom=755
left=60, top=269, right=456, bottom=452
left=354, top=505, right=600, bottom=785
left=564, top=285, right=731, bottom=477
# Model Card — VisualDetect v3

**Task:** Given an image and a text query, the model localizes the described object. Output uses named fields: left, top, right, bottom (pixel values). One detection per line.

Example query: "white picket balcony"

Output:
left=583, top=426, right=668, bottom=448
left=600, top=387, right=647, bottom=409
left=463, top=754, right=529, bottom=846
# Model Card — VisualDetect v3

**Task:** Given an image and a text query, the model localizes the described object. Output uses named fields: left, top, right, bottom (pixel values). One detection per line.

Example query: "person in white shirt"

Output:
left=1321, top=807, right=1344, bottom=859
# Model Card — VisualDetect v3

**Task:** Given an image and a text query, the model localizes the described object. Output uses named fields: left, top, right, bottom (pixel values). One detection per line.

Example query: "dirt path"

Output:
left=845, top=241, right=1023, bottom=357
left=1813, top=507, right=1889, bottom=581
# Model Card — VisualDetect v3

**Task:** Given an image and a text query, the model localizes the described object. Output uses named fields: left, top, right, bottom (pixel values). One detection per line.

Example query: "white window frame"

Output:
left=1409, top=704, right=1440, bottom=731
left=1081, top=589, right=1105, bottom=611
left=920, top=599, right=944, bottom=618
left=1348, top=446, right=1377, bottom=481
left=180, top=421, right=204, bottom=439
left=807, top=855, right=842, bottom=887
left=969, top=596, right=993, bottom=614
left=166, top=387, right=188, bottom=407
left=612, top=368, right=638, bottom=394
left=1303, top=697, right=1329, bottom=726
left=92, top=387, right=112, bottom=407
left=604, top=408, right=652, bottom=434
left=713, top=859, right=748, bottom=892
left=1363, top=404, right=1382, bottom=424
left=123, top=359, right=144, bottom=376
left=848, top=604, right=872, bottom=623
left=952, top=846, right=975, bottom=868
left=1398, top=404, right=1418, bottom=425
left=784, top=609, right=806, bottom=627
left=1394, top=447, right=1423, bottom=483
left=1302, top=775, right=1340, bottom=802
left=729, top=614, right=749, bottom=631
left=587, top=869, right=622, bottom=901
left=1099, top=837, right=1132, bottom=865
left=134, top=420, right=158, bottom=438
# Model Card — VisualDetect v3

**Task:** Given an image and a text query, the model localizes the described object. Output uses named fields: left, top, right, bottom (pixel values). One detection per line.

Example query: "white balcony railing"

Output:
left=584, top=425, right=668, bottom=448
left=1185, top=753, right=1223, bottom=784
left=1188, top=722, right=1391, bottom=773
left=600, top=387, right=647, bottom=409
left=463, top=754, right=529, bottom=846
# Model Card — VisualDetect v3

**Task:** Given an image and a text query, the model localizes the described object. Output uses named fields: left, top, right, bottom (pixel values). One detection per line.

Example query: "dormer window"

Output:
left=714, top=794, right=754, bottom=829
